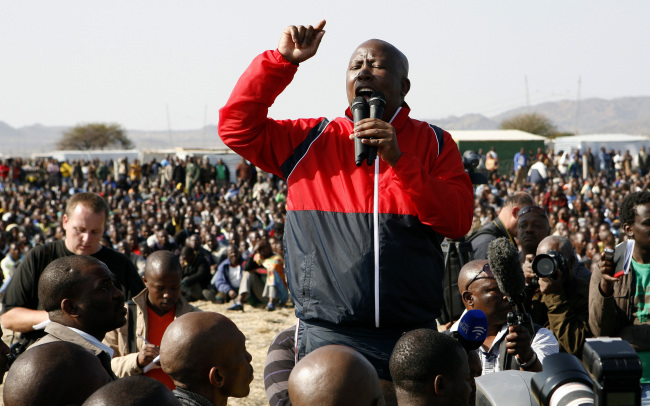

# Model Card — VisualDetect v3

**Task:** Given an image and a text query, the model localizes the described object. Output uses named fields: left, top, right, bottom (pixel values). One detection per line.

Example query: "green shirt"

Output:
left=632, top=259, right=650, bottom=383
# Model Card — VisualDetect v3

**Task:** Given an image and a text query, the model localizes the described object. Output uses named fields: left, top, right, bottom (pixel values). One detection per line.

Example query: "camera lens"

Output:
left=532, top=254, right=557, bottom=279
left=536, top=257, right=555, bottom=277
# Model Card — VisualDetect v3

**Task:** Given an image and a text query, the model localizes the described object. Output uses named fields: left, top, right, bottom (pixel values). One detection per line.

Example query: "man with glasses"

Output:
left=452, top=259, right=558, bottom=374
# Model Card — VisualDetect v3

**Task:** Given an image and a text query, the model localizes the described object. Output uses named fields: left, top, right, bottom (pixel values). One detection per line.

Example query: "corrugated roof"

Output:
left=448, top=129, right=547, bottom=141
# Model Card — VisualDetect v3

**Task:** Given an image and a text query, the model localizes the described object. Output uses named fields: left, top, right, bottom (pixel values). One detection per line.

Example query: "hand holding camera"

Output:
left=598, top=248, right=616, bottom=296
left=530, top=251, right=568, bottom=295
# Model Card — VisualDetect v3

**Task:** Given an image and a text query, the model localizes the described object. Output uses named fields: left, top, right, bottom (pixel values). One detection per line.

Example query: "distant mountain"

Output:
left=2, top=96, right=649, bottom=157
left=427, top=96, right=650, bottom=135
left=0, top=123, right=227, bottom=157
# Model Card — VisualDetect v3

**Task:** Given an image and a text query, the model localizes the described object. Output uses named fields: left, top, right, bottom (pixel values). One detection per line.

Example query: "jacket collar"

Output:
left=344, top=102, right=411, bottom=131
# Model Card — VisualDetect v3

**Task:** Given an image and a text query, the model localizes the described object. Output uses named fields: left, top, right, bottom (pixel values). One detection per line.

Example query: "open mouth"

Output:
left=356, top=87, right=375, bottom=100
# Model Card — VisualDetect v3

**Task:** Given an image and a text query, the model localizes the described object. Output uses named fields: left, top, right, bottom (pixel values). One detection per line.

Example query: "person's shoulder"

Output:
left=94, top=246, right=134, bottom=266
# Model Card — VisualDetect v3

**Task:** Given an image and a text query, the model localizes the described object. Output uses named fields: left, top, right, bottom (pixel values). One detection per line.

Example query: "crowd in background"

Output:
left=0, top=144, right=649, bottom=405
left=0, top=145, right=649, bottom=299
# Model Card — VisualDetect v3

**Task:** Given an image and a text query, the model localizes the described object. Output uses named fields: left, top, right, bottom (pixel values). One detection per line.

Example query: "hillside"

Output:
left=2, top=96, right=649, bottom=157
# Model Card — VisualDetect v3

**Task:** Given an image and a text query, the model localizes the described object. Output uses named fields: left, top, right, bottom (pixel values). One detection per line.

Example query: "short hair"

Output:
left=145, top=250, right=182, bottom=277
left=180, top=246, right=194, bottom=259
left=66, top=192, right=109, bottom=221
left=38, top=255, right=107, bottom=312
left=82, top=376, right=180, bottom=406
left=3, top=341, right=110, bottom=406
left=505, top=192, right=535, bottom=209
left=390, top=328, right=464, bottom=396
left=620, top=191, right=650, bottom=227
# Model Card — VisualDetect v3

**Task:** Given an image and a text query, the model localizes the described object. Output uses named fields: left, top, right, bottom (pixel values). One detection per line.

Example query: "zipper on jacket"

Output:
left=373, top=157, right=380, bottom=328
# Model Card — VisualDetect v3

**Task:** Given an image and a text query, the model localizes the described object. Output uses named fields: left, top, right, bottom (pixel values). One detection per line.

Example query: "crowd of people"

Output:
left=0, top=144, right=648, bottom=405
left=0, top=18, right=649, bottom=406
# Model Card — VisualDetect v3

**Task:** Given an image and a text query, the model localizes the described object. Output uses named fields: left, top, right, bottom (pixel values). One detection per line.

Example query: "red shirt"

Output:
left=144, top=306, right=176, bottom=390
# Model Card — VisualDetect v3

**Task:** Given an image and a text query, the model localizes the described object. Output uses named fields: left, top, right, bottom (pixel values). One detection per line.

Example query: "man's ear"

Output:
left=462, top=291, right=473, bottom=308
left=209, top=366, right=225, bottom=388
left=61, top=298, right=80, bottom=318
left=511, top=206, right=521, bottom=219
left=400, top=78, right=411, bottom=97
left=142, top=276, right=148, bottom=286
left=433, top=374, right=447, bottom=397
left=623, top=223, right=634, bottom=239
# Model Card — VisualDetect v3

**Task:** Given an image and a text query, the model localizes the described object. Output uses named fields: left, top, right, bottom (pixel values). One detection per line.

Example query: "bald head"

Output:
left=352, top=39, right=409, bottom=78
left=457, top=259, right=489, bottom=296
left=4, top=342, right=111, bottom=406
left=160, top=312, right=253, bottom=402
left=537, top=235, right=573, bottom=259
left=82, top=376, right=181, bottom=406
left=346, top=39, right=411, bottom=122
left=145, top=250, right=182, bottom=280
left=536, top=235, right=576, bottom=278
left=289, top=345, right=384, bottom=406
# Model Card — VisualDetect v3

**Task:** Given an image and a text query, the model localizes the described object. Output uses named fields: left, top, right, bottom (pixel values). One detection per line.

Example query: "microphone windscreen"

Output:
left=487, top=237, right=525, bottom=299
left=457, top=309, right=488, bottom=348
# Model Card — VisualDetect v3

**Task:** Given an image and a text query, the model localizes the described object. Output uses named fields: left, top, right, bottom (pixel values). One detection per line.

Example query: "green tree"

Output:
left=57, top=123, right=134, bottom=150
left=499, top=112, right=559, bottom=138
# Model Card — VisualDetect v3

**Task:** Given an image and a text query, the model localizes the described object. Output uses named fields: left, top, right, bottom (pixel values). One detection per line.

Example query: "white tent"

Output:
left=552, top=134, right=650, bottom=167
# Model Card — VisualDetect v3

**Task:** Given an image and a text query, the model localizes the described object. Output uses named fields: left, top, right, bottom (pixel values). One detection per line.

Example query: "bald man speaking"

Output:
left=219, top=20, right=473, bottom=394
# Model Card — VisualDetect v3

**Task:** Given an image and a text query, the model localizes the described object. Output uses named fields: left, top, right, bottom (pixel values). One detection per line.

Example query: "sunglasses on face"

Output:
left=465, top=263, right=495, bottom=290
left=519, top=206, right=547, bottom=218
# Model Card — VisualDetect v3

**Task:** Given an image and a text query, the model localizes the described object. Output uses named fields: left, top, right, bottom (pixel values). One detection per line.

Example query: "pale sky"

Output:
left=2, top=0, right=648, bottom=131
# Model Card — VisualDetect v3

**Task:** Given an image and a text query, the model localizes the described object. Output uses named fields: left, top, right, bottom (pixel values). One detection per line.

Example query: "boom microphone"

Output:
left=487, top=237, right=534, bottom=368
left=454, top=309, right=488, bottom=351
left=352, top=96, right=370, bottom=166
left=487, top=237, right=525, bottom=309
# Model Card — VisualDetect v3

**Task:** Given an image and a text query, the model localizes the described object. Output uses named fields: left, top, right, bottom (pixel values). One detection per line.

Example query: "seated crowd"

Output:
left=0, top=148, right=648, bottom=405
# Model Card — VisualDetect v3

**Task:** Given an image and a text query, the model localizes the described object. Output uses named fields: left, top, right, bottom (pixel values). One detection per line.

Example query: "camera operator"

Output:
left=524, top=235, right=592, bottom=357
left=590, top=191, right=650, bottom=401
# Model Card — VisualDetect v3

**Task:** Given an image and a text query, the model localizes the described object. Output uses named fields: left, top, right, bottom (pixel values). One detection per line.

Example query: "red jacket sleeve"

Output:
left=218, top=50, right=323, bottom=177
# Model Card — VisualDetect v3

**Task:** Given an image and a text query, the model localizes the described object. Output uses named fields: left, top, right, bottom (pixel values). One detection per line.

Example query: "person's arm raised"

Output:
left=278, top=20, right=326, bottom=65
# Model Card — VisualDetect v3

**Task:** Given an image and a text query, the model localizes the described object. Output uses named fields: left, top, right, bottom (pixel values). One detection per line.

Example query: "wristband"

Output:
left=518, top=351, right=538, bottom=370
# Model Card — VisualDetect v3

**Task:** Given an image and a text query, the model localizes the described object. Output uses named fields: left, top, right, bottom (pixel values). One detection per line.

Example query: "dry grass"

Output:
left=0, top=300, right=298, bottom=406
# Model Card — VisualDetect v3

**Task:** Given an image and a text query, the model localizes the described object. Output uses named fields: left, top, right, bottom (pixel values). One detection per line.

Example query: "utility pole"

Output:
left=525, top=75, right=530, bottom=112
left=574, top=76, right=582, bottom=136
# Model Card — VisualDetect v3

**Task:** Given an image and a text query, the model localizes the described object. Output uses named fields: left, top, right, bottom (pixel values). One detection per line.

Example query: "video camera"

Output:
left=462, top=150, right=488, bottom=185
left=475, top=338, right=642, bottom=406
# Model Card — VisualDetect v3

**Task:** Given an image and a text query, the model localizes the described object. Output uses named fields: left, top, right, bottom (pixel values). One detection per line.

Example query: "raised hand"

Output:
left=278, top=20, right=326, bottom=65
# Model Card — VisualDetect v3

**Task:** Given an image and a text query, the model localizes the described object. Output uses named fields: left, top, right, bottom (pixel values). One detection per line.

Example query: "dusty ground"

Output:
left=0, top=300, right=298, bottom=406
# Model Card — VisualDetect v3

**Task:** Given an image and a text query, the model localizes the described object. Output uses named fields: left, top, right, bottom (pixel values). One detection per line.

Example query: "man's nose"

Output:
left=356, top=66, right=373, bottom=81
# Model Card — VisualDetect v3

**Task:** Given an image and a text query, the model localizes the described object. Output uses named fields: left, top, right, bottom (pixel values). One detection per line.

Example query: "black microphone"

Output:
left=351, top=96, right=370, bottom=167
left=487, top=237, right=534, bottom=366
left=487, top=237, right=525, bottom=312
left=452, top=309, right=488, bottom=351
left=366, top=91, right=386, bottom=166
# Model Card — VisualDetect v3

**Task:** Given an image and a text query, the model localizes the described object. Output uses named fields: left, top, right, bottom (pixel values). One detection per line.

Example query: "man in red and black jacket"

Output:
left=218, top=20, right=473, bottom=390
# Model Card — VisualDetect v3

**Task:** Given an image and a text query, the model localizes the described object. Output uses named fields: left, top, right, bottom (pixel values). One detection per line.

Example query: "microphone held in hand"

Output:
left=352, top=96, right=370, bottom=166
left=454, top=309, right=488, bottom=351
left=487, top=237, right=534, bottom=339
left=366, top=91, right=385, bottom=165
